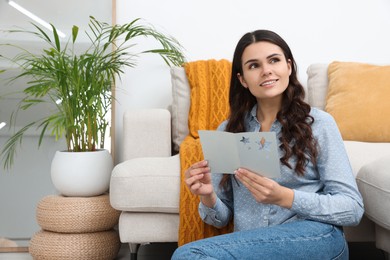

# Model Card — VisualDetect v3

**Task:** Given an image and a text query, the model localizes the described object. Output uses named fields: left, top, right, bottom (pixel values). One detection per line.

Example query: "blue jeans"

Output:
left=171, top=220, right=348, bottom=260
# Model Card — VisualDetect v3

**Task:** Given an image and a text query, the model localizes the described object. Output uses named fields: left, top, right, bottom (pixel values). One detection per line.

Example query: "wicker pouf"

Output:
left=29, top=229, right=120, bottom=260
left=30, top=194, right=121, bottom=259
left=36, top=194, right=120, bottom=233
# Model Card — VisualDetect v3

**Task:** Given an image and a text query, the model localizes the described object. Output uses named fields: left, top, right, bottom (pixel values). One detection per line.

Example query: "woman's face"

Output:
left=238, top=41, right=292, bottom=103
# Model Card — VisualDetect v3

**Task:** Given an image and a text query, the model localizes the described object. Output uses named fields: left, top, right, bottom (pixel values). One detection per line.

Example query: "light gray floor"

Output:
left=0, top=242, right=177, bottom=260
left=0, top=252, right=32, bottom=260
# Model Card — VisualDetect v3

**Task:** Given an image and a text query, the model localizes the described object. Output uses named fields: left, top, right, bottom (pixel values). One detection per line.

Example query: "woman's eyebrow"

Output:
left=243, top=59, right=258, bottom=65
left=267, top=53, right=282, bottom=59
left=243, top=53, right=282, bottom=65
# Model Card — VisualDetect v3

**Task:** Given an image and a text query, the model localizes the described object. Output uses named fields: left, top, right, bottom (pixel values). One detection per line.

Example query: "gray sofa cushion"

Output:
left=110, top=155, right=181, bottom=213
left=356, top=156, right=390, bottom=229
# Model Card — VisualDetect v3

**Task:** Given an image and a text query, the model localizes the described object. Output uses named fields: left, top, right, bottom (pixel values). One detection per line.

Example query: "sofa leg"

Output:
left=383, top=251, right=389, bottom=260
left=129, top=243, right=140, bottom=260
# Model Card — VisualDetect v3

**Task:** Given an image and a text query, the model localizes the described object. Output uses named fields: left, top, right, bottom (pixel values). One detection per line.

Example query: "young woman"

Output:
left=172, top=30, right=364, bottom=260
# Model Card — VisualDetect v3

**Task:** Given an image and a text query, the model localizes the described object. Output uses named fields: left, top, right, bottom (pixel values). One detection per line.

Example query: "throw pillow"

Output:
left=325, top=61, right=390, bottom=142
left=170, top=66, right=191, bottom=153
left=306, top=63, right=329, bottom=110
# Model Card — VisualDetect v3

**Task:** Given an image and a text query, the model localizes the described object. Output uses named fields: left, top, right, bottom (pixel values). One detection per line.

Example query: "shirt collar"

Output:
left=249, top=104, right=259, bottom=124
left=247, top=104, right=282, bottom=132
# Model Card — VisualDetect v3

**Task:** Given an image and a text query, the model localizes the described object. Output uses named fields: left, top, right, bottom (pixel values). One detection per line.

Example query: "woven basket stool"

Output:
left=36, top=194, right=120, bottom=233
left=30, top=194, right=121, bottom=259
left=29, top=229, right=120, bottom=260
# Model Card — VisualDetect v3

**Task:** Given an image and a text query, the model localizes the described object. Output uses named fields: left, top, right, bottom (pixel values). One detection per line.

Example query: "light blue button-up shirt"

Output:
left=199, top=106, right=364, bottom=231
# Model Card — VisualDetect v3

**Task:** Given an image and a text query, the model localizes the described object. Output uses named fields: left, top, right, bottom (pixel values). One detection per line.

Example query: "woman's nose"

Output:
left=261, top=65, right=272, bottom=76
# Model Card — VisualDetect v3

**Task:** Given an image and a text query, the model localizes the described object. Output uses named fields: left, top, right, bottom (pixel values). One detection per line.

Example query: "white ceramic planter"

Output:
left=51, top=149, right=113, bottom=197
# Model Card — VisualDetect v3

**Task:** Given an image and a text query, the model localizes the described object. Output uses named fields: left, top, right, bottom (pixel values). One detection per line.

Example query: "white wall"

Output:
left=0, top=136, right=63, bottom=239
left=115, top=0, right=390, bottom=163
left=0, top=0, right=112, bottom=242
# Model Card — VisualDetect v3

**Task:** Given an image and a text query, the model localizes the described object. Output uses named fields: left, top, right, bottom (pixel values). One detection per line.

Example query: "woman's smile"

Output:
left=260, top=79, right=278, bottom=87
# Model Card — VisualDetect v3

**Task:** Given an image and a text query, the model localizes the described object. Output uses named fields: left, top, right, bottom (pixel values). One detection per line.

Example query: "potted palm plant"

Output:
left=0, top=16, right=185, bottom=196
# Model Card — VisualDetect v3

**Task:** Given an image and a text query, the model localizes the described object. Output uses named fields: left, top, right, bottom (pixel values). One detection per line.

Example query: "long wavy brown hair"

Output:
left=221, top=30, right=318, bottom=188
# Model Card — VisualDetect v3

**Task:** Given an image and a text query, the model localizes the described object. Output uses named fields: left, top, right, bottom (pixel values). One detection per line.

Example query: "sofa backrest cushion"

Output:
left=170, top=66, right=191, bottom=152
left=325, top=61, right=390, bottom=142
left=306, top=63, right=329, bottom=110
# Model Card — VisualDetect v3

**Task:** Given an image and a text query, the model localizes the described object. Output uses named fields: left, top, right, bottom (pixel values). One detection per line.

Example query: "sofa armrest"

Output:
left=122, top=109, right=171, bottom=161
left=110, top=154, right=181, bottom=213
left=356, top=155, right=390, bottom=230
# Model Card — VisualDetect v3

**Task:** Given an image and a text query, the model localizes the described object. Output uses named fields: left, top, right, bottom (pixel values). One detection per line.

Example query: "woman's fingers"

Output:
left=235, top=168, right=266, bottom=189
left=184, top=160, right=212, bottom=195
left=189, top=179, right=203, bottom=191
left=185, top=172, right=204, bottom=187
left=235, top=168, right=293, bottom=208
left=185, top=160, right=208, bottom=177
left=235, top=168, right=279, bottom=203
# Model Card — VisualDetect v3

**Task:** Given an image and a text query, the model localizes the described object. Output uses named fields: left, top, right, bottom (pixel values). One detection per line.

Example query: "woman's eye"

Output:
left=249, top=63, right=258, bottom=69
left=270, top=58, right=280, bottom=64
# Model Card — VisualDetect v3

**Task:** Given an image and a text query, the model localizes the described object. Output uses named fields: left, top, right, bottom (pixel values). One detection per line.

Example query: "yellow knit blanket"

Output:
left=178, top=59, right=233, bottom=246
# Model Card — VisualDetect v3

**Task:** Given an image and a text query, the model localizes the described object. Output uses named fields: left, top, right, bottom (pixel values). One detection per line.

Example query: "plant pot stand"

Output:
left=29, top=194, right=121, bottom=259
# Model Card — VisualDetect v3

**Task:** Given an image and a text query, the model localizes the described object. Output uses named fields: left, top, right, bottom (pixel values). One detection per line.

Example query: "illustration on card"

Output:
left=240, top=135, right=272, bottom=152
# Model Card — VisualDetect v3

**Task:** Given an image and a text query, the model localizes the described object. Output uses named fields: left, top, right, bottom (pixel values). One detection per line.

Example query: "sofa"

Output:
left=109, top=61, right=390, bottom=258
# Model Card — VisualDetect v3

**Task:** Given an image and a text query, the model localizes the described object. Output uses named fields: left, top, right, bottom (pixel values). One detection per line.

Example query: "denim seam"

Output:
left=209, top=225, right=337, bottom=249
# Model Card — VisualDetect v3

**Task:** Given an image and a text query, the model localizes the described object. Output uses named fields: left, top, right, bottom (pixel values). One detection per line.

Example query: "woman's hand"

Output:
left=235, top=168, right=294, bottom=209
left=184, top=160, right=213, bottom=195
left=184, top=160, right=216, bottom=208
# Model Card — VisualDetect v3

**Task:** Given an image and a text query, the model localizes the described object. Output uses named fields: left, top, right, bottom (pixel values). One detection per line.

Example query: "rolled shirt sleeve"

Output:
left=199, top=197, right=232, bottom=228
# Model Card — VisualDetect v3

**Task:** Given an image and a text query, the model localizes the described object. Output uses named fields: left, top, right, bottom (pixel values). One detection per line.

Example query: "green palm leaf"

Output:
left=1, top=16, right=186, bottom=170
